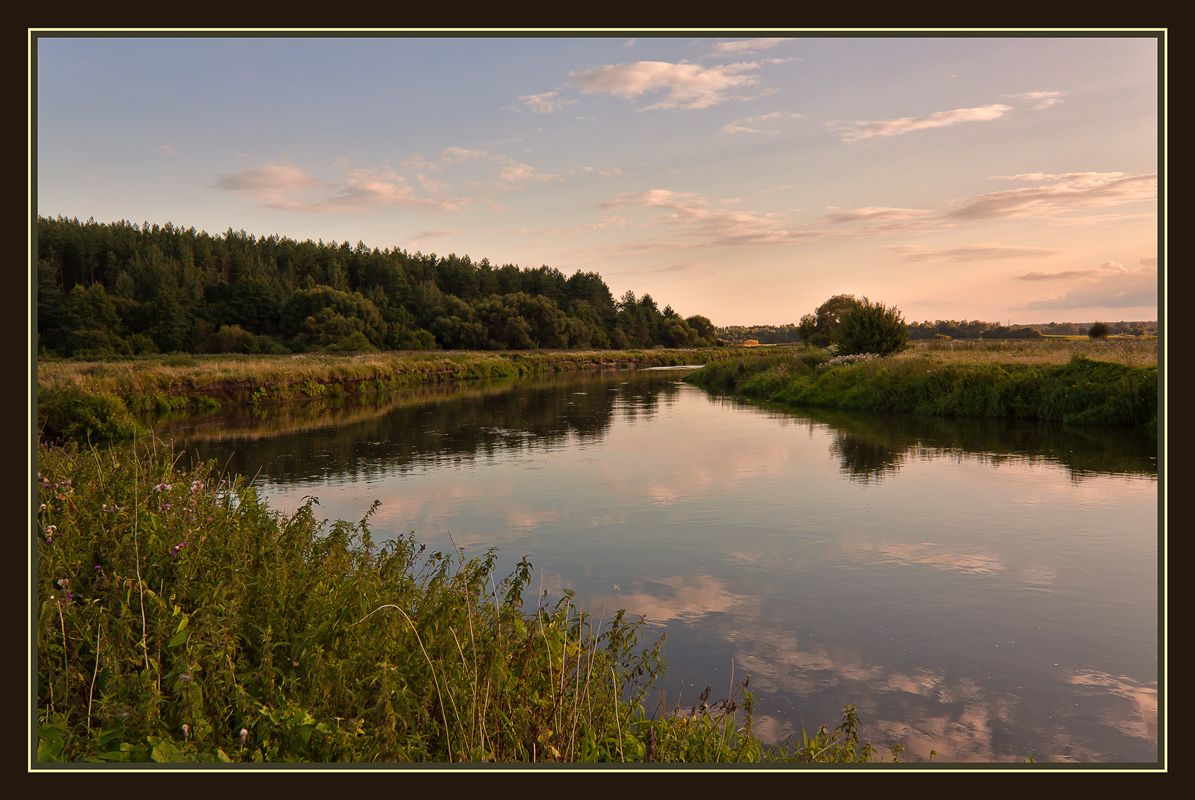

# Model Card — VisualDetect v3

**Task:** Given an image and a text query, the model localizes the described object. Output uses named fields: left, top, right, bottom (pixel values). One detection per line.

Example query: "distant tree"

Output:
left=797, top=314, right=821, bottom=346
left=799, top=295, right=862, bottom=347
left=1088, top=321, right=1110, bottom=339
left=836, top=297, right=909, bottom=356
left=685, top=315, right=718, bottom=346
left=203, top=324, right=258, bottom=354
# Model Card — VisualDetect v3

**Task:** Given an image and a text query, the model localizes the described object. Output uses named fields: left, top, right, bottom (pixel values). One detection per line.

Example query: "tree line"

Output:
left=35, top=216, right=719, bottom=358
left=718, top=307, right=1156, bottom=345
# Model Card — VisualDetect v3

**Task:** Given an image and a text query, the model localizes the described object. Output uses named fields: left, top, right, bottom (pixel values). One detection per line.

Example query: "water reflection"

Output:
left=153, top=368, right=1158, bottom=763
left=158, top=371, right=1156, bottom=487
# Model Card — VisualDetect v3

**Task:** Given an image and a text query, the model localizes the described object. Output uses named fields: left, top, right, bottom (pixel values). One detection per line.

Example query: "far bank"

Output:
left=684, top=338, right=1158, bottom=428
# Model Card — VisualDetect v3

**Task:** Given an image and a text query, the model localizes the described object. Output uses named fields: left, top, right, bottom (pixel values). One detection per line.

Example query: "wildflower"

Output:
left=239, top=728, right=248, bottom=747
left=181, top=723, right=190, bottom=740
left=190, top=481, right=204, bottom=494
left=44, top=525, right=57, bottom=539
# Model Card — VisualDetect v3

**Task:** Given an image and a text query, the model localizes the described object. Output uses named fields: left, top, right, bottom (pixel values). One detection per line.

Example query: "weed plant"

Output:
left=35, top=436, right=898, bottom=764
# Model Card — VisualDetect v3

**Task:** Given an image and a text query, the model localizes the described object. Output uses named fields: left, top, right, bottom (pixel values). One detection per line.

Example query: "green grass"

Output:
left=687, top=348, right=1157, bottom=427
left=35, top=436, right=904, bottom=764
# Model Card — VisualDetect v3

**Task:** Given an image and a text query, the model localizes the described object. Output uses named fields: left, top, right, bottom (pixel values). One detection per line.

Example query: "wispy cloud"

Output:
left=440, top=146, right=490, bottom=163
left=516, top=91, right=577, bottom=114
left=496, top=162, right=558, bottom=183
left=890, top=244, right=1060, bottom=262
left=599, top=189, right=796, bottom=248
left=712, top=38, right=794, bottom=54
left=1017, top=269, right=1101, bottom=281
left=720, top=111, right=802, bottom=135
left=588, top=166, right=1156, bottom=261
left=210, top=163, right=467, bottom=214
left=1003, top=90, right=1066, bottom=110
left=947, top=172, right=1157, bottom=220
left=1016, top=260, right=1156, bottom=312
left=567, top=60, right=761, bottom=111
left=156, top=144, right=174, bottom=156
left=327, top=167, right=471, bottom=212
left=819, top=207, right=932, bottom=226
left=1017, top=260, right=1136, bottom=281
left=572, top=165, right=623, bottom=177
left=836, top=104, right=1012, bottom=142
left=211, top=164, right=317, bottom=193
left=436, top=146, right=560, bottom=184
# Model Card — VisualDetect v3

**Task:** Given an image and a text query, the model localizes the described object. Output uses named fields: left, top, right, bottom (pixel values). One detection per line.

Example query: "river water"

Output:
left=155, top=367, right=1160, bottom=763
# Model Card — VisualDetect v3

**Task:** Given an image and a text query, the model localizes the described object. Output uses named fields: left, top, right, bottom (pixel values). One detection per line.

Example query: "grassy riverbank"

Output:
left=685, top=339, right=1159, bottom=427
left=35, top=436, right=901, bottom=764
left=36, top=348, right=770, bottom=446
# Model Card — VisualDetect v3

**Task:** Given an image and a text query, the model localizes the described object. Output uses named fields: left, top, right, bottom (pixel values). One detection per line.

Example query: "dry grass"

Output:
left=895, top=337, right=1158, bottom=368
left=35, top=352, right=455, bottom=395
left=34, top=349, right=718, bottom=406
left=35, top=339, right=1157, bottom=402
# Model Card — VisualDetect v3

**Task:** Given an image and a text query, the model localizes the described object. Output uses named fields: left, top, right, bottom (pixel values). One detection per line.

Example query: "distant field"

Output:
left=896, top=336, right=1158, bottom=368
left=35, top=339, right=1156, bottom=402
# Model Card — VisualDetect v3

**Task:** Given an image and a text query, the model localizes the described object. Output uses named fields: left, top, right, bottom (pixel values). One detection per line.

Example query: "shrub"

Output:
left=836, top=297, right=909, bottom=356
left=37, top=385, right=145, bottom=445
left=204, top=324, right=260, bottom=354
left=331, top=331, right=378, bottom=353
left=1088, top=321, right=1110, bottom=339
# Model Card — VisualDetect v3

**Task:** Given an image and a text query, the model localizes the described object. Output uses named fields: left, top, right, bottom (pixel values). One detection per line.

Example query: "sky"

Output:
left=33, top=32, right=1162, bottom=327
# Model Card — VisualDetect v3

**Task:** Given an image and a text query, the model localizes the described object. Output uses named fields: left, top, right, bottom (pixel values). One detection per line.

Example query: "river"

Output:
left=154, top=366, right=1159, bottom=763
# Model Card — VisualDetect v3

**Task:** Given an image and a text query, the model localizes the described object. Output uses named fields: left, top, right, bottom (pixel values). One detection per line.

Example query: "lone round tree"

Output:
left=836, top=297, right=909, bottom=356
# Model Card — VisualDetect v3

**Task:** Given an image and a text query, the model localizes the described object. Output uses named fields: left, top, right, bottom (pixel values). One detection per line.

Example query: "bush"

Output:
left=204, top=324, right=260, bottom=354
left=331, top=331, right=378, bottom=353
left=38, top=385, right=145, bottom=445
left=1088, top=321, right=1110, bottom=339
left=836, top=297, right=909, bottom=356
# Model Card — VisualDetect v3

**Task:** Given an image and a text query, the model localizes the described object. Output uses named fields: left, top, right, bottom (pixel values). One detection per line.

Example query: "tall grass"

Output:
left=35, top=436, right=901, bottom=764
left=37, top=348, right=778, bottom=448
left=688, top=347, right=1157, bottom=427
